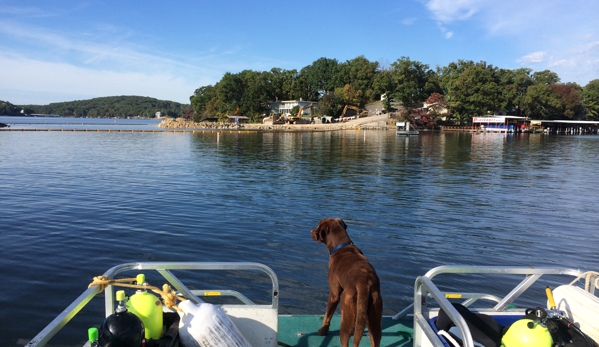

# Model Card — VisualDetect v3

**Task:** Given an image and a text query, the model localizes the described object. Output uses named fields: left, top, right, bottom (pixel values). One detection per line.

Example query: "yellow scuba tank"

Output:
left=126, top=274, right=163, bottom=340
left=501, top=319, right=553, bottom=347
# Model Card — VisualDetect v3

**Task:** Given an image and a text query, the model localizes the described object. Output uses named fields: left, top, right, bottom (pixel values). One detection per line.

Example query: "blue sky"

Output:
left=1, top=0, right=598, bottom=105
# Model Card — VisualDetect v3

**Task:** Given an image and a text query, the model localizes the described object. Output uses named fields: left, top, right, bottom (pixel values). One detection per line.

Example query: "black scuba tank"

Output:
left=99, top=290, right=145, bottom=347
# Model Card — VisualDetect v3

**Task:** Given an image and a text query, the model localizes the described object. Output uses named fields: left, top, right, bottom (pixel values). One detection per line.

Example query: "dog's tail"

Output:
left=353, top=286, right=372, bottom=345
left=368, top=290, right=383, bottom=346
left=355, top=285, right=383, bottom=346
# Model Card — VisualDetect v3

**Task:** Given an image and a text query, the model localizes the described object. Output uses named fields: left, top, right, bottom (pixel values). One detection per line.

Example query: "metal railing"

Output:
left=26, top=262, right=279, bottom=347
left=412, top=266, right=586, bottom=347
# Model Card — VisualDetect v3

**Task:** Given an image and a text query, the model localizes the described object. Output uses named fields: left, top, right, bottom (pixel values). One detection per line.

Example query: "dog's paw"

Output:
left=317, top=326, right=330, bottom=336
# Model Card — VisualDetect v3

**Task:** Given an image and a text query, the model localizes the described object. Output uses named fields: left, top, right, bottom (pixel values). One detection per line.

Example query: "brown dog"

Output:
left=311, top=218, right=383, bottom=347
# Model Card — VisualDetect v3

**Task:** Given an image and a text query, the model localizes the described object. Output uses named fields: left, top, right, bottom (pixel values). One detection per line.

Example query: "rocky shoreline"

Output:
left=158, top=114, right=393, bottom=131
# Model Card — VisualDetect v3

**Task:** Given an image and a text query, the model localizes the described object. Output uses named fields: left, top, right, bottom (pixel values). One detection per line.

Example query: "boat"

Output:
left=396, top=121, right=419, bottom=135
left=0, top=122, right=9, bottom=128
left=27, top=263, right=599, bottom=346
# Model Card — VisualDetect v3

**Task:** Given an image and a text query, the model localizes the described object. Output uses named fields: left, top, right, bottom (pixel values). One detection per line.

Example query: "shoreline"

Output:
left=158, top=114, right=393, bottom=131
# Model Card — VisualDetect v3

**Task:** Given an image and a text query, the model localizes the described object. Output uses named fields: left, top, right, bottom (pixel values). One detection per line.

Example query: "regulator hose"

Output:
left=557, top=316, right=595, bottom=347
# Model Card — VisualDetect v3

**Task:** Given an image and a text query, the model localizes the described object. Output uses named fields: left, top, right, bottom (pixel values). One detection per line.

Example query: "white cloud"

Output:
left=0, top=20, right=202, bottom=73
left=436, top=24, right=454, bottom=40
left=0, top=55, right=202, bottom=104
left=400, top=17, right=418, bottom=26
left=518, top=51, right=547, bottom=64
left=548, top=59, right=567, bottom=68
left=0, top=20, right=239, bottom=104
left=545, top=40, right=599, bottom=84
left=425, top=0, right=482, bottom=23
left=515, top=41, right=599, bottom=85
left=423, top=0, right=599, bottom=85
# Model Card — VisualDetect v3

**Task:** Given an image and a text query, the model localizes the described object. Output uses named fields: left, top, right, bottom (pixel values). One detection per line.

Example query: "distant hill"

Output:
left=0, top=100, right=23, bottom=116
left=11, top=96, right=190, bottom=118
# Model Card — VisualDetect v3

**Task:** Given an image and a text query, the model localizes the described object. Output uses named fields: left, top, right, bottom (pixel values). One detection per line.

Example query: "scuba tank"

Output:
left=126, top=274, right=163, bottom=340
left=88, top=327, right=99, bottom=347
left=98, top=290, right=144, bottom=347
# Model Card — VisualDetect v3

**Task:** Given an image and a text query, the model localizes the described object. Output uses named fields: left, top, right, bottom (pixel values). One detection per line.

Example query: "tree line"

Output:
left=1, top=96, right=190, bottom=118
left=190, top=56, right=599, bottom=124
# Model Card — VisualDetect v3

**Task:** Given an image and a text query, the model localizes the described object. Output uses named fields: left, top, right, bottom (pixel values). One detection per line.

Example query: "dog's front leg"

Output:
left=318, top=286, right=341, bottom=336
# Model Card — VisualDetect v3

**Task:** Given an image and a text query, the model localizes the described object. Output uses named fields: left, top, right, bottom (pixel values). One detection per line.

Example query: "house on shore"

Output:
left=268, top=100, right=317, bottom=116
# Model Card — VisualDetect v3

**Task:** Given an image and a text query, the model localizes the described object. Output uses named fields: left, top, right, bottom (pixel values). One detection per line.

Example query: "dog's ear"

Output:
left=335, top=218, right=347, bottom=230
left=311, top=220, right=330, bottom=243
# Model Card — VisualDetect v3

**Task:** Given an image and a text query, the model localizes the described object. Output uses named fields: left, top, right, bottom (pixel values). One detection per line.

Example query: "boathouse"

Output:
left=473, top=115, right=529, bottom=132
left=227, top=115, right=250, bottom=124
left=531, top=120, right=599, bottom=134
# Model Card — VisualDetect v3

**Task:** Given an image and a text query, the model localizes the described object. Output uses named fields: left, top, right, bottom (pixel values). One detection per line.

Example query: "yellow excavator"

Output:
left=340, top=105, right=369, bottom=120
left=262, top=113, right=286, bottom=125
left=287, top=103, right=314, bottom=124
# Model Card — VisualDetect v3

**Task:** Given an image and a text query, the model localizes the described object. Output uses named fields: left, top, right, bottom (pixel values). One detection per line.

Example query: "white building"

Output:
left=268, top=100, right=317, bottom=116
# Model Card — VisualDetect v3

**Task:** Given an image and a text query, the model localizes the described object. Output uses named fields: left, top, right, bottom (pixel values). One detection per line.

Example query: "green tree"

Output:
left=496, top=68, right=533, bottom=115
left=439, top=61, right=501, bottom=124
left=190, top=85, right=217, bottom=120
left=238, top=70, right=274, bottom=121
left=532, top=70, right=560, bottom=85
left=390, top=57, right=431, bottom=110
left=372, top=68, right=394, bottom=102
left=521, top=84, right=561, bottom=119
left=331, top=56, right=378, bottom=106
left=581, top=79, right=599, bottom=119
left=268, top=68, right=300, bottom=101
left=0, top=100, right=21, bottom=115
left=547, top=83, right=583, bottom=119
left=298, top=58, right=340, bottom=96
left=21, top=96, right=187, bottom=118
left=438, top=60, right=475, bottom=121
left=317, top=91, right=345, bottom=117
left=520, top=72, right=577, bottom=120
left=216, top=72, right=245, bottom=116
left=290, top=105, right=300, bottom=117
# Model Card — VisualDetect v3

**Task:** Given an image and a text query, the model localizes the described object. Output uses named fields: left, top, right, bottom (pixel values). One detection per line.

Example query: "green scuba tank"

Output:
left=99, top=290, right=144, bottom=347
left=126, top=274, right=163, bottom=340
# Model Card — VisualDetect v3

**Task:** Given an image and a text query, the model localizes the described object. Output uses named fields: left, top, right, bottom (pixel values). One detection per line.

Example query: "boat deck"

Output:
left=27, top=263, right=598, bottom=347
left=278, top=315, right=413, bottom=347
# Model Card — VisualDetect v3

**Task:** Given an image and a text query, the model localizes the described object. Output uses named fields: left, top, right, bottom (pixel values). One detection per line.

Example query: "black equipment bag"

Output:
left=523, top=308, right=599, bottom=347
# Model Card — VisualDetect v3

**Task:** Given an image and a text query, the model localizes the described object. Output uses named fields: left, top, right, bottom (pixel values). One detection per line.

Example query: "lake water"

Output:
left=1, top=117, right=599, bottom=346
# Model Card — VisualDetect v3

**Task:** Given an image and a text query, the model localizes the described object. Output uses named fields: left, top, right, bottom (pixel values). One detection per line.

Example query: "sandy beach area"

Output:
left=158, top=114, right=393, bottom=131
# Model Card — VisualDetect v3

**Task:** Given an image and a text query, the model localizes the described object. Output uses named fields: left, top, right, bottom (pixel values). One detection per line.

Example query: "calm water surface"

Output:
left=1, top=118, right=598, bottom=346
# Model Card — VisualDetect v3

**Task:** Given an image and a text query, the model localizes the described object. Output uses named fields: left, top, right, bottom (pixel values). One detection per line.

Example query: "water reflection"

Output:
left=2, top=130, right=599, bottom=346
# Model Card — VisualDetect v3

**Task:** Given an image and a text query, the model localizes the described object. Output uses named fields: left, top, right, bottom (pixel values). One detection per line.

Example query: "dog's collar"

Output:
left=329, top=242, right=353, bottom=256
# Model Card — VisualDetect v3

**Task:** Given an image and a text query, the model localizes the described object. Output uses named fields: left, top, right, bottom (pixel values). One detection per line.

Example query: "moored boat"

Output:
left=396, top=121, right=419, bottom=136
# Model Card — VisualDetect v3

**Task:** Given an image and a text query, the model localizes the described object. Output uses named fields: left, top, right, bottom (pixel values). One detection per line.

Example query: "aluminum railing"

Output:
left=412, top=266, right=586, bottom=347
left=26, top=262, right=279, bottom=347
